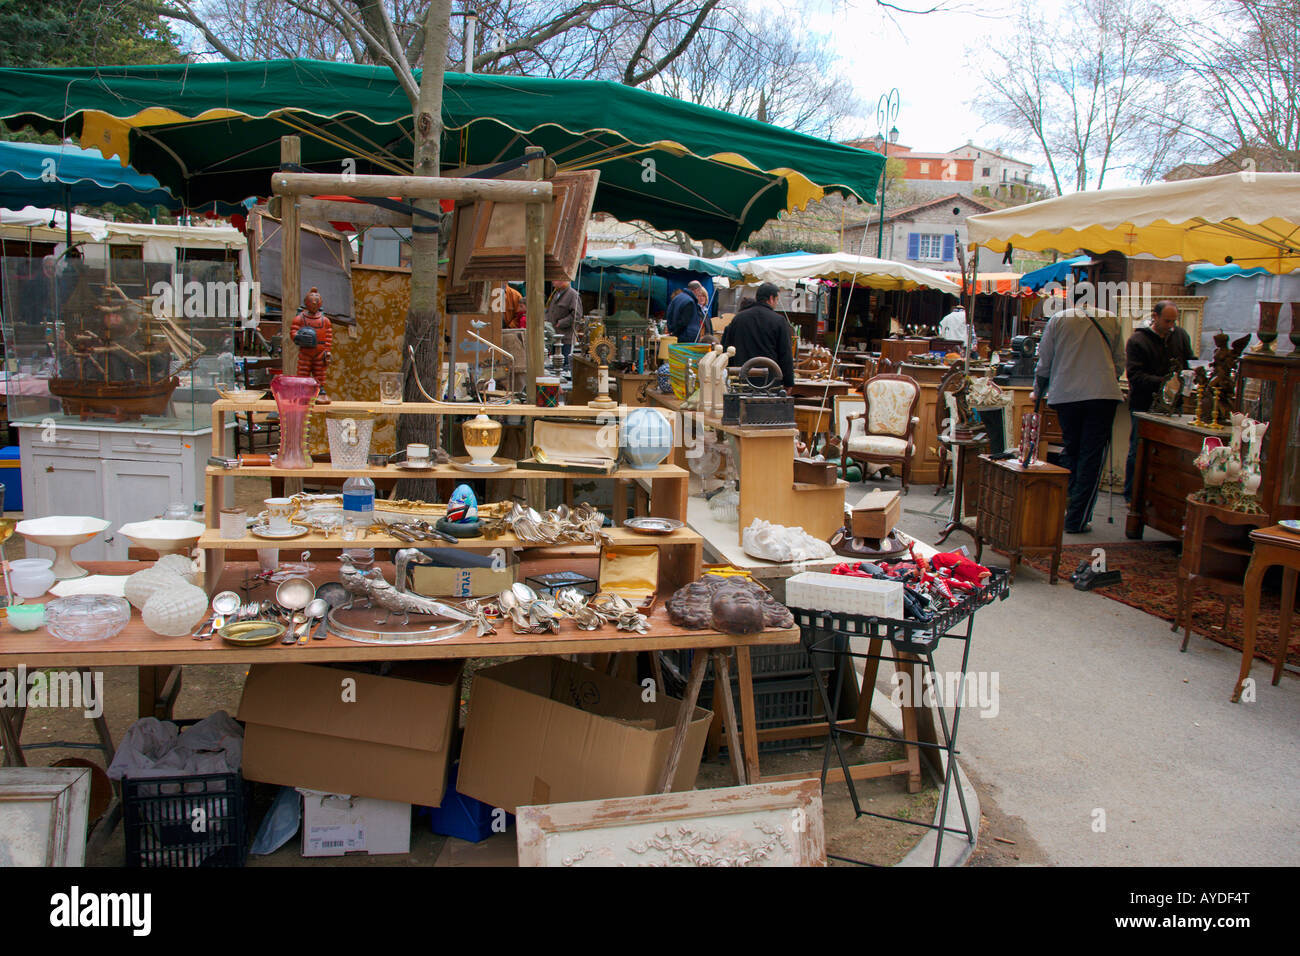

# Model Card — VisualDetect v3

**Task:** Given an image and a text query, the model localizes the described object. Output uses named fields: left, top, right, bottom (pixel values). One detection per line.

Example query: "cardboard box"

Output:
left=457, top=657, right=712, bottom=814
left=850, top=489, right=901, bottom=539
left=238, top=661, right=463, bottom=806
left=298, top=790, right=411, bottom=857
left=786, top=570, right=904, bottom=619
left=412, top=562, right=515, bottom=598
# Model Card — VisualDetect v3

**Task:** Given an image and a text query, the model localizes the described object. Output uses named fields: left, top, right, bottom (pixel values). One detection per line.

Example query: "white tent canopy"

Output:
left=966, top=172, right=1300, bottom=273
left=734, top=252, right=961, bottom=294
left=0, top=206, right=108, bottom=244
left=583, top=246, right=742, bottom=278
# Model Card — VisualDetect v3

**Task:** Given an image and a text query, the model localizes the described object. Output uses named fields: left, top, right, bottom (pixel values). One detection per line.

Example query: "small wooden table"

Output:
left=975, top=455, right=1069, bottom=583
left=1175, top=496, right=1268, bottom=653
left=790, top=379, right=854, bottom=402
left=1234, top=525, right=1300, bottom=702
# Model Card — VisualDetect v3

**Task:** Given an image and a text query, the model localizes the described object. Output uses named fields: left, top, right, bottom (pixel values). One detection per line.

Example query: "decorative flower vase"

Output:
left=462, top=409, right=502, bottom=465
left=271, top=375, right=320, bottom=469
left=1290, top=302, right=1300, bottom=350
left=622, top=407, right=674, bottom=470
left=1257, top=301, right=1281, bottom=353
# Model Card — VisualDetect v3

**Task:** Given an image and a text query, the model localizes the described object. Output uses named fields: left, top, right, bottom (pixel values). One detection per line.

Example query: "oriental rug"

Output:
left=1021, top=541, right=1297, bottom=668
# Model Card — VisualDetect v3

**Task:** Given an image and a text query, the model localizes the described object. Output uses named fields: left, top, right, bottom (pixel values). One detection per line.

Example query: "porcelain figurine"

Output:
left=291, top=287, right=334, bottom=401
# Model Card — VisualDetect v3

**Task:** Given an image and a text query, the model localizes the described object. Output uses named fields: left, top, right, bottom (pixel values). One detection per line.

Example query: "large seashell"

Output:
left=141, top=582, right=209, bottom=636
left=125, top=567, right=190, bottom=610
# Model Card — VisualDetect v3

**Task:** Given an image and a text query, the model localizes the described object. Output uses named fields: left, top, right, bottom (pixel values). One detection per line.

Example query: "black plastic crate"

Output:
left=665, top=634, right=846, bottom=681
left=122, top=772, right=250, bottom=867
left=700, top=673, right=835, bottom=754
left=121, top=717, right=249, bottom=868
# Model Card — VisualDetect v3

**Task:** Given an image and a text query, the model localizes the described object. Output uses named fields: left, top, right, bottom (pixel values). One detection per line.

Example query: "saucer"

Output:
left=449, top=456, right=516, bottom=473
left=249, top=522, right=310, bottom=540
left=1280, top=519, right=1300, bottom=533
left=395, top=461, right=438, bottom=471
left=624, top=517, right=684, bottom=535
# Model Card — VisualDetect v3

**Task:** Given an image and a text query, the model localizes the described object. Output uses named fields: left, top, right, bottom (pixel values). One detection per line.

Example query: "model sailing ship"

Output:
left=50, top=277, right=203, bottom=422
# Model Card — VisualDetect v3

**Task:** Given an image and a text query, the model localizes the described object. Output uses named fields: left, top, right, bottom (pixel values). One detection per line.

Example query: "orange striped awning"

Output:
left=943, top=272, right=1033, bottom=296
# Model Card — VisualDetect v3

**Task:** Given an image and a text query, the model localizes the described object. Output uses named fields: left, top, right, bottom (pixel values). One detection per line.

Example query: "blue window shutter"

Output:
left=942, top=234, right=955, bottom=261
left=907, top=233, right=920, bottom=259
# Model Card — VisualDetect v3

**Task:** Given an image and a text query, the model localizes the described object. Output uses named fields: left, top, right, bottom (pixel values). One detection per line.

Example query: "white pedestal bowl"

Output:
left=15, top=516, right=113, bottom=580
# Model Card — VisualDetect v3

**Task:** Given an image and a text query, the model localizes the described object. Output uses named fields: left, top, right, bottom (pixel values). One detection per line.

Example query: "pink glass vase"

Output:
left=270, top=375, right=319, bottom=469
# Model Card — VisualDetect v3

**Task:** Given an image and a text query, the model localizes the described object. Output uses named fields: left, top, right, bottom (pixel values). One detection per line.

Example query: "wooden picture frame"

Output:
left=0, top=767, right=91, bottom=866
left=516, top=779, right=825, bottom=867
left=834, top=394, right=866, bottom=442
left=444, top=206, right=491, bottom=314
left=457, top=170, right=600, bottom=283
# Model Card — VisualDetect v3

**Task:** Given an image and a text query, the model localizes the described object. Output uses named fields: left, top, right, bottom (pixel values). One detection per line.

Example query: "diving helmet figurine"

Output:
left=292, top=287, right=334, bottom=402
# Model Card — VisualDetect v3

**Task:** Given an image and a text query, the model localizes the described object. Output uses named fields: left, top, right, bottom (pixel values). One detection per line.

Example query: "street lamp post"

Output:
left=876, top=88, right=900, bottom=260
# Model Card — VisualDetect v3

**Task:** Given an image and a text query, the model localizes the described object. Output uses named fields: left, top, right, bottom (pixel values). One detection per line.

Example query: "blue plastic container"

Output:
left=424, top=761, right=507, bottom=843
left=0, top=446, right=21, bottom=513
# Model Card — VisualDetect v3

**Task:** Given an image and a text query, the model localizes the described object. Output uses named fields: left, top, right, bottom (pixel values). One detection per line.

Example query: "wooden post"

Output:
left=524, top=146, right=547, bottom=507
left=279, top=136, right=301, bottom=376
left=524, top=146, right=547, bottom=403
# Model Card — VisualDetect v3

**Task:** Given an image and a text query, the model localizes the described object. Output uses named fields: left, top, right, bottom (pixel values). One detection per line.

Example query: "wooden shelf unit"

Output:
left=203, top=399, right=698, bottom=592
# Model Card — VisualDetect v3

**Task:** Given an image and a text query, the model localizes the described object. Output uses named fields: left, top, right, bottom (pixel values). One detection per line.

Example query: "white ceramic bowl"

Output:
left=9, top=558, right=55, bottom=599
left=15, top=516, right=112, bottom=580
left=117, top=519, right=206, bottom=556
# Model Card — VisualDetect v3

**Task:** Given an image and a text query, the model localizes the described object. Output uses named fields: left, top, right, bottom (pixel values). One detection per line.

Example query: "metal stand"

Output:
left=791, top=568, right=1009, bottom=866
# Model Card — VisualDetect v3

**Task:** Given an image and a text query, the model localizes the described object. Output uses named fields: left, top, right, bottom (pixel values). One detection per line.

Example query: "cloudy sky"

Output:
left=756, top=0, right=1038, bottom=164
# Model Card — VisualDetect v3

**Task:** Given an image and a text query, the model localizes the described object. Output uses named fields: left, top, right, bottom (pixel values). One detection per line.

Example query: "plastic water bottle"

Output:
left=341, top=475, right=375, bottom=565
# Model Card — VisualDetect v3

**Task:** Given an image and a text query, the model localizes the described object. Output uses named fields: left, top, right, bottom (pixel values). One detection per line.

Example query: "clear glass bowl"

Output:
left=44, top=595, right=132, bottom=642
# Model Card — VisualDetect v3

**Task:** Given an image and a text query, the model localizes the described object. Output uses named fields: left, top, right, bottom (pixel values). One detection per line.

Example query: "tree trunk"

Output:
left=396, top=0, right=452, bottom=503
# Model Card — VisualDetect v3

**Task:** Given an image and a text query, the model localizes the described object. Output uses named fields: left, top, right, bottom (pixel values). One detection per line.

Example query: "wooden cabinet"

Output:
left=1126, top=413, right=1230, bottom=540
left=16, top=423, right=222, bottom=561
left=975, top=455, right=1069, bottom=583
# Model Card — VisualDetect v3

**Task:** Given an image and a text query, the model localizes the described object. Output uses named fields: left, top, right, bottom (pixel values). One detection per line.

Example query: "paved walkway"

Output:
left=847, top=480, right=1300, bottom=866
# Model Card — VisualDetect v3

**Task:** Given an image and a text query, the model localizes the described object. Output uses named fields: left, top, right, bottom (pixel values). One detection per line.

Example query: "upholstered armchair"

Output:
left=841, top=373, right=921, bottom=494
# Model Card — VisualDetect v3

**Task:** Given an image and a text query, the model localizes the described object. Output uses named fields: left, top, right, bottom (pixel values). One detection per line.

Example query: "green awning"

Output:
left=0, top=59, right=883, bottom=247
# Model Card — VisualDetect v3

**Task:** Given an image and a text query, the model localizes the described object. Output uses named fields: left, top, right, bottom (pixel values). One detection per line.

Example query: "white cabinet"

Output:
left=15, top=422, right=228, bottom=562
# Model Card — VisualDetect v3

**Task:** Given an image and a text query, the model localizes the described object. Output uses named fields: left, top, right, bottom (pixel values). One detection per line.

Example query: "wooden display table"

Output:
left=975, top=455, right=1069, bottom=583
left=649, top=391, right=846, bottom=544
left=1128, top=413, right=1231, bottom=540
left=1235, top=525, right=1300, bottom=702
left=1175, top=496, right=1268, bottom=653
left=0, top=561, right=800, bottom=790
left=789, top=379, right=854, bottom=401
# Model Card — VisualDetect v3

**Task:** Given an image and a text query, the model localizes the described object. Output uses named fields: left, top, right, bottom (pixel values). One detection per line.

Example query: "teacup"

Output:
left=264, top=497, right=295, bottom=532
left=406, top=443, right=431, bottom=466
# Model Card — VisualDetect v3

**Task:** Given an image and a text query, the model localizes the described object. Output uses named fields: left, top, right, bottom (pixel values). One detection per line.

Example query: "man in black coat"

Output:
left=722, top=282, right=795, bottom=388
left=1124, top=300, right=1195, bottom=500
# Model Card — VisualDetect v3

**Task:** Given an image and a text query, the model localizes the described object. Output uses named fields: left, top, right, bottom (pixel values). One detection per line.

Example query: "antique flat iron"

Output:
left=721, top=357, right=795, bottom=428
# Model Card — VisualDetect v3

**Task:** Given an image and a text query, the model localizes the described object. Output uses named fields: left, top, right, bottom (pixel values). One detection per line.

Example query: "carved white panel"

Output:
left=517, top=779, right=825, bottom=867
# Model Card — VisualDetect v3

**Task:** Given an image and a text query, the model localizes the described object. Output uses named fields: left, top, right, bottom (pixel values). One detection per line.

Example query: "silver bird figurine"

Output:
left=363, top=567, right=471, bottom=625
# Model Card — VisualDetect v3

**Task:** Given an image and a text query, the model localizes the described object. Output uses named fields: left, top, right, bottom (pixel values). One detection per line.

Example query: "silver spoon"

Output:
left=302, top=597, right=328, bottom=642
left=193, top=590, right=240, bottom=640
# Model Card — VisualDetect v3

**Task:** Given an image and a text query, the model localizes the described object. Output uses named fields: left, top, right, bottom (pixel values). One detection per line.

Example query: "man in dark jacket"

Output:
left=545, top=280, right=583, bottom=367
left=665, top=281, right=711, bottom=342
left=722, top=282, right=794, bottom=388
left=1124, top=300, right=1195, bottom=500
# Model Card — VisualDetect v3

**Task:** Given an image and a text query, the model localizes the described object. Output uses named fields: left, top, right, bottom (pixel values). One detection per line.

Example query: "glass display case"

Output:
left=1235, top=352, right=1300, bottom=516
left=1, top=255, right=237, bottom=431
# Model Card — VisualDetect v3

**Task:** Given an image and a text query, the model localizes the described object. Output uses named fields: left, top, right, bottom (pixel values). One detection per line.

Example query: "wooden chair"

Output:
left=841, top=373, right=921, bottom=494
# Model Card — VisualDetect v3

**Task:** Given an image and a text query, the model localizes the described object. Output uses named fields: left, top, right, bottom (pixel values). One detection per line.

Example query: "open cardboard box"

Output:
left=238, top=661, right=463, bottom=807
left=457, top=657, right=712, bottom=814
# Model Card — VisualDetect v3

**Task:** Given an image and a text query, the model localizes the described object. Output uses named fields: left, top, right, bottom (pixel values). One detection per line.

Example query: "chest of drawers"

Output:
left=975, top=455, right=1069, bottom=583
